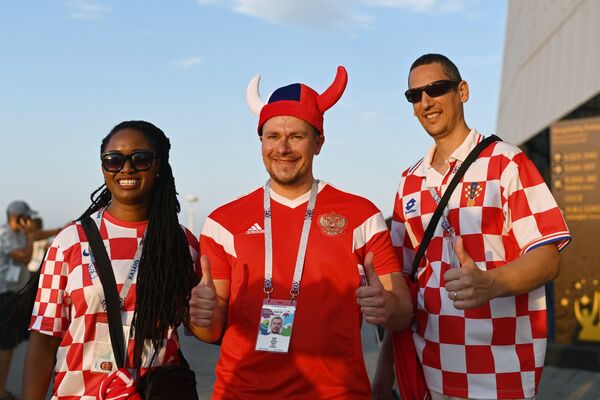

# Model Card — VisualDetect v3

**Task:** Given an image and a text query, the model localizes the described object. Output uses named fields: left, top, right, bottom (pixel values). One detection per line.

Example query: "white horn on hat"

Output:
left=246, top=75, right=265, bottom=116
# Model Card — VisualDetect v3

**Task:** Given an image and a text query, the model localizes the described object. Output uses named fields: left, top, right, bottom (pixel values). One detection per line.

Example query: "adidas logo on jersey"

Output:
left=246, top=223, right=264, bottom=235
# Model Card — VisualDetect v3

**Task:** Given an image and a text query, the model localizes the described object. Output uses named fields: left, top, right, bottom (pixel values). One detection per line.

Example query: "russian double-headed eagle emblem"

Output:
left=318, top=212, right=347, bottom=236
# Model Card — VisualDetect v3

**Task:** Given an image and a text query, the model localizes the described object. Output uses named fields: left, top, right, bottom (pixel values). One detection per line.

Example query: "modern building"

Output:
left=497, top=0, right=600, bottom=369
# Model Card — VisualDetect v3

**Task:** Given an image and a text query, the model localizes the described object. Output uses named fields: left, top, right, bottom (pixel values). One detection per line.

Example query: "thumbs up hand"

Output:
left=443, top=237, right=496, bottom=309
left=356, top=252, right=393, bottom=326
left=189, top=255, right=217, bottom=327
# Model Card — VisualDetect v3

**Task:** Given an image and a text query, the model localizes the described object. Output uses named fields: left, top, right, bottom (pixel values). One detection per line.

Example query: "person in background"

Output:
left=0, top=201, right=60, bottom=400
left=27, top=218, right=52, bottom=273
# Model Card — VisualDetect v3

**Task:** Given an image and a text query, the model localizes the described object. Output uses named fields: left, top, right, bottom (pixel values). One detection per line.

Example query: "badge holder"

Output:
left=255, top=296, right=296, bottom=353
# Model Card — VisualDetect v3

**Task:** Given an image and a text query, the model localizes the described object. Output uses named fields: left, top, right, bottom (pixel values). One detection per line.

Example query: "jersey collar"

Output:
left=269, top=180, right=327, bottom=209
left=414, top=128, right=483, bottom=178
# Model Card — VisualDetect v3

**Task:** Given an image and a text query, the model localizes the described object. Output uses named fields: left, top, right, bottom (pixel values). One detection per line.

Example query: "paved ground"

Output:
left=8, top=324, right=600, bottom=399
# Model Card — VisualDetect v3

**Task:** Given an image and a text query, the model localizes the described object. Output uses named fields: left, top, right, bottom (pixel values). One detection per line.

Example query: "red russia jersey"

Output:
left=30, top=210, right=199, bottom=400
left=391, top=130, right=570, bottom=399
left=201, top=181, right=401, bottom=399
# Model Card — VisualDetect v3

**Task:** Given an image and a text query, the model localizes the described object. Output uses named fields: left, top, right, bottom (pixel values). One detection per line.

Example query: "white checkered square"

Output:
left=524, top=183, right=558, bottom=214
left=511, top=215, right=543, bottom=250
left=425, top=261, right=443, bottom=288
left=492, top=345, right=520, bottom=373
left=458, top=206, right=483, bottom=235
left=422, top=365, right=443, bottom=394
left=528, top=286, right=546, bottom=311
left=482, top=180, right=501, bottom=207
left=464, top=157, right=490, bottom=182
left=516, top=316, right=533, bottom=344
left=533, top=339, right=547, bottom=368
left=424, top=314, right=440, bottom=342
left=467, top=373, right=497, bottom=399
left=440, top=344, right=467, bottom=373
left=56, top=371, right=85, bottom=397
left=440, top=288, right=464, bottom=317
left=70, top=315, right=86, bottom=343
left=490, top=296, right=517, bottom=318
left=464, top=318, right=493, bottom=345
left=483, top=234, right=505, bottom=261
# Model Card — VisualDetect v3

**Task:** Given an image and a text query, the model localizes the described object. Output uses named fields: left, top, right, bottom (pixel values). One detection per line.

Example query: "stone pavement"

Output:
left=8, top=325, right=600, bottom=399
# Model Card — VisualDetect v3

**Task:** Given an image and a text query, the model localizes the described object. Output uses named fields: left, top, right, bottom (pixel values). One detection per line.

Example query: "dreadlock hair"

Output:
left=409, top=53, right=462, bottom=83
left=80, top=120, right=198, bottom=368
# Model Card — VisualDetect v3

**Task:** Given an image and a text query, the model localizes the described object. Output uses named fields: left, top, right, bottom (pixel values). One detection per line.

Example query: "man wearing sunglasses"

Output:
left=373, top=54, right=571, bottom=399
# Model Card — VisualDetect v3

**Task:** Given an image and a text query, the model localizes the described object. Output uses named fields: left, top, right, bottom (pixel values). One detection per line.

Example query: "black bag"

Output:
left=138, top=353, right=198, bottom=400
left=81, top=216, right=199, bottom=400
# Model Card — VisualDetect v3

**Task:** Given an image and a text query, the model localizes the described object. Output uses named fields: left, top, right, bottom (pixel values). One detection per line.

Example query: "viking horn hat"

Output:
left=246, top=66, right=348, bottom=135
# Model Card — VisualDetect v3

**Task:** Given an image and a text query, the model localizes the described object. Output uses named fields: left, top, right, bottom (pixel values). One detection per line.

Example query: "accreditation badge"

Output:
left=91, top=321, right=130, bottom=373
left=255, top=299, right=296, bottom=353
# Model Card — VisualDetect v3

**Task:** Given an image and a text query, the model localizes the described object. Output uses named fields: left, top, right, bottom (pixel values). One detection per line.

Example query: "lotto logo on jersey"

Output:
left=405, top=198, right=417, bottom=215
left=318, top=212, right=347, bottom=237
left=461, top=182, right=486, bottom=207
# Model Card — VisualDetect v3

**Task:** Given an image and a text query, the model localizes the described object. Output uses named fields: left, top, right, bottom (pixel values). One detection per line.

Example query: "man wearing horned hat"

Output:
left=189, top=66, right=412, bottom=399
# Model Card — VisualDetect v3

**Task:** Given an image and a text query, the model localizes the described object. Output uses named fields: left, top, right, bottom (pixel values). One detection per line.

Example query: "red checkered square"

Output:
left=107, top=237, right=140, bottom=259
left=466, top=345, right=495, bottom=373
left=423, top=286, right=442, bottom=315
left=461, top=234, right=486, bottom=263
left=496, top=372, right=524, bottom=399
left=492, top=317, right=517, bottom=345
left=464, top=303, right=492, bottom=320
left=422, top=340, right=441, bottom=369
left=391, top=130, right=570, bottom=398
left=442, top=371, right=469, bottom=398
left=481, top=207, right=504, bottom=234
left=439, top=315, right=465, bottom=344
left=530, top=310, right=547, bottom=339
left=30, top=212, right=198, bottom=399
left=515, top=343, right=536, bottom=371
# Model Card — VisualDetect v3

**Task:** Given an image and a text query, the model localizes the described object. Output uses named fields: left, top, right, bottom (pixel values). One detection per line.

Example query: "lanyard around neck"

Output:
left=88, top=207, right=145, bottom=309
left=427, top=187, right=455, bottom=238
left=263, top=179, right=319, bottom=301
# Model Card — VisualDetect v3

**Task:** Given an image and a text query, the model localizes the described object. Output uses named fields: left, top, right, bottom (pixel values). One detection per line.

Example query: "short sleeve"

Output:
left=0, top=227, right=21, bottom=257
left=182, top=226, right=200, bottom=278
left=29, top=242, right=70, bottom=337
left=503, top=152, right=571, bottom=254
left=392, top=181, right=417, bottom=275
left=353, top=211, right=401, bottom=277
left=199, top=217, right=234, bottom=280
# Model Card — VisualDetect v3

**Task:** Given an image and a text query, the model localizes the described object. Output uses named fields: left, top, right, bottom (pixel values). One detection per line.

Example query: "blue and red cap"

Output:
left=246, top=66, right=348, bottom=135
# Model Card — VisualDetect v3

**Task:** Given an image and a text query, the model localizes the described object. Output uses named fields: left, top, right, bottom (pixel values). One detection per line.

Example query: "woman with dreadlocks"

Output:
left=21, top=121, right=199, bottom=399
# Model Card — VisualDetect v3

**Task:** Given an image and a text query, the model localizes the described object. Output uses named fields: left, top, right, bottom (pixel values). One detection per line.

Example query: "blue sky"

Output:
left=0, top=0, right=507, bottom=233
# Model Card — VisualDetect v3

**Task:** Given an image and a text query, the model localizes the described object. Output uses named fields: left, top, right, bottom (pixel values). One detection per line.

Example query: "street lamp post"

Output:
left=185, top=194, right=198, bottom=234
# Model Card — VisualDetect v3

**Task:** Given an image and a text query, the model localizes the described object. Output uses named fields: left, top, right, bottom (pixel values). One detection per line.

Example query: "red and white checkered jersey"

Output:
left=202, top=181, right=401, bottom=399
left=30, top=210, right=199, bottom=400
left=391, top=130, right=570, bottom=399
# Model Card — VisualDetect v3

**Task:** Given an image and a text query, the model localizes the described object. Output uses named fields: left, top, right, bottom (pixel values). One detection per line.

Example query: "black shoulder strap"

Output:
left=81, top=216, right=126, bottom=369
left=410, top=135, right=502, bottom=281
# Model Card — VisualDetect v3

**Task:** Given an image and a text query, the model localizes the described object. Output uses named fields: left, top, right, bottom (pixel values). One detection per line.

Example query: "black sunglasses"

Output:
left=101, top=151, right=156, bottom=173
left=404, top=80, right=460, bottom=103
